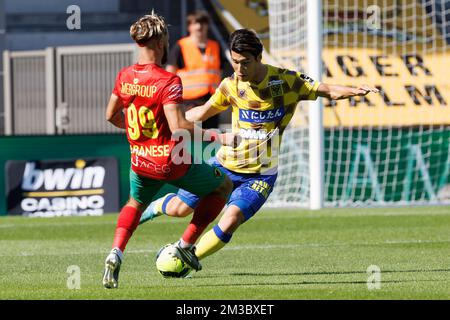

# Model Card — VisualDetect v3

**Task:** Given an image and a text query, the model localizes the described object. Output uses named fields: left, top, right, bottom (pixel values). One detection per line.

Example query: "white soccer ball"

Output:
left=155, top=244, right=192, bottom=278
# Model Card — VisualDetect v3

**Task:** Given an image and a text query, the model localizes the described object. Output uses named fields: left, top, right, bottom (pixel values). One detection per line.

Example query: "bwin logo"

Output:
left=21, top=162, right=105, bottom=191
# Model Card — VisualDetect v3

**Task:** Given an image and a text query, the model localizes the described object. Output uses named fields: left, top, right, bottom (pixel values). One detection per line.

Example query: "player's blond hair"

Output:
left=130, top=11, right=168, bottom=45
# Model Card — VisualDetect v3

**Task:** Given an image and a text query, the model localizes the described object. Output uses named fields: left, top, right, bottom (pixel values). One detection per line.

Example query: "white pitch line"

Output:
left=0, top=224, right=15, bottom=228
left=2, top=208, right=450, bottom=229
left=1, top=239, right=449, bottom=257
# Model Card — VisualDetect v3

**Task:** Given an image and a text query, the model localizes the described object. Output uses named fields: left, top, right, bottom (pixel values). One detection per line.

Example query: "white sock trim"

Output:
left=178, top=239, right=193, bottom=249
left=112, top=247, right=124, bottom=261
left=160, top=193, right=177, bottom=216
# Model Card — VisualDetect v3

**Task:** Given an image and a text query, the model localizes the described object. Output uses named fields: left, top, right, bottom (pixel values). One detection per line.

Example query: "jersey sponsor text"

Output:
left=121, top=82, right=158, bottom=98
left=130, top=144, right=170, bottom=157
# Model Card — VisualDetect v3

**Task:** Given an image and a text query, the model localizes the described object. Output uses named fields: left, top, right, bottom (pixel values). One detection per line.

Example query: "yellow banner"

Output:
left=321, top=48, right=450, bottom=127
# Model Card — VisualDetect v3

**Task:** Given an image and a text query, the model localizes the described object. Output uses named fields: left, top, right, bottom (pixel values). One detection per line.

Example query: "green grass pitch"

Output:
left=0, top=206, right=449, bottom=299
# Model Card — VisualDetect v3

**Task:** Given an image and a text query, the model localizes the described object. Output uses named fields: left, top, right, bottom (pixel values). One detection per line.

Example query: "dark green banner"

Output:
left=325, top=128, right=450, bottom=203
left=0, top=135, right=130, bottom=216
left=0, top=134, right=218, bottom=216
left=1, top=128, right=449, bottom=215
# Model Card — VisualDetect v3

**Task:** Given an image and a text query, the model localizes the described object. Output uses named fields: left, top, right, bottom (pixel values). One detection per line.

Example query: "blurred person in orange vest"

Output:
left=166, top=11, right=227, bottom=129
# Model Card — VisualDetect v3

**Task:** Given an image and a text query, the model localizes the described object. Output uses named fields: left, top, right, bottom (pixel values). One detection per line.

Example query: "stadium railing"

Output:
left=3, top=43, right=136, bottom=135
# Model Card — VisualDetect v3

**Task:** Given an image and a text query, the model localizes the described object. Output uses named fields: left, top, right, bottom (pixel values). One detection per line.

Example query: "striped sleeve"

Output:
left=162, top=75, right=183, bottom=105
left=208, top=79, right=231, bottom=111
left=296, top=72, right=320, bottom=100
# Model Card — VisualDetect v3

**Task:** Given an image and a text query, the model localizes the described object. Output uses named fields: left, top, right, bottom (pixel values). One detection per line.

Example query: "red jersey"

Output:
left=113, top=63, right=190, bottom=180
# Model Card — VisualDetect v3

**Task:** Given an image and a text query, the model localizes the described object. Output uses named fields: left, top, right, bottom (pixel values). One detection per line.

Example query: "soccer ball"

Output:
left=155, top=243, right=192, bottom=278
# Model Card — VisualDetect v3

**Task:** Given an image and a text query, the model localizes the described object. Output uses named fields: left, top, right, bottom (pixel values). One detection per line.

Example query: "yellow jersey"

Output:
left=209, top=64, right=320, bottom=174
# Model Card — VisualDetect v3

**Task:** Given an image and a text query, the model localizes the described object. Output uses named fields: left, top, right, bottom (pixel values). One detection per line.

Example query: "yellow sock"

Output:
left=196, top=229, right=227, bottom=260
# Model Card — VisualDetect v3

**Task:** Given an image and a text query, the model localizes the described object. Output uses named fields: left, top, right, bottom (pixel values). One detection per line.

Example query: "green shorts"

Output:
left=129, top=162, right=226, bottom=206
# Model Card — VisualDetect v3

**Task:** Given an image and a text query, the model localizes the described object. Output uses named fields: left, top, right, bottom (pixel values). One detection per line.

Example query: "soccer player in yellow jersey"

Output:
left=140, top=29, right=378, bottom=264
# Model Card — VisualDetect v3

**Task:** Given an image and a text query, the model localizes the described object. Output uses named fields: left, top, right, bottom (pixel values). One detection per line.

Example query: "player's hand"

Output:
left=219, top=132, right=242, bottom=147
left=354, top=85, right=379, bottom=96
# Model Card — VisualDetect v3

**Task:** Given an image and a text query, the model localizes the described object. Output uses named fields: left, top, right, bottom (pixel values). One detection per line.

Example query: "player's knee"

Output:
left=171, top=198, right=193, bottom=217
left=126, top=197, right=146, bottom=212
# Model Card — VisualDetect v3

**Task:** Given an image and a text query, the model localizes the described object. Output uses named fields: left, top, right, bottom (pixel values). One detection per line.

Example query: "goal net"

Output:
left=266, top=0, right=450, bottom=207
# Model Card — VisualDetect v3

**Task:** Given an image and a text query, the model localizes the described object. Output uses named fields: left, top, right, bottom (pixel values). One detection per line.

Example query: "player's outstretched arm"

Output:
left=105, top=94, right=125, bottom=129
left=317, top=83, right=379, bottom=100
left=164, top=103, right=238, bottom=147
left=185, top=101, right=223, bottom=122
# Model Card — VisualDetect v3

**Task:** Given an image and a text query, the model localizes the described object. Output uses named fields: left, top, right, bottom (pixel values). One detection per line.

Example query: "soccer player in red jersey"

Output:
left=102, top=12, right=234, bottom=289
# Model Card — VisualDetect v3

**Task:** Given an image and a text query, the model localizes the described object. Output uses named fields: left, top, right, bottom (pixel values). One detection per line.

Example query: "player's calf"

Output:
left=179, top=175, right=232, bottom=248
left=217, top=204, right=246, bottom=234
left=195, top=206, right=244, bottom=260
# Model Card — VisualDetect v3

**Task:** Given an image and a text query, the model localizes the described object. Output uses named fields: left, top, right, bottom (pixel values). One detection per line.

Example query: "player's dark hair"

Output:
left=229, top=29, right=263, bottom=58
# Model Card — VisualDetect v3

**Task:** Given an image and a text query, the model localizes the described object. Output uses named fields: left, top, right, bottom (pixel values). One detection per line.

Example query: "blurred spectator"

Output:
left=166, top=11, right=227, bottom=129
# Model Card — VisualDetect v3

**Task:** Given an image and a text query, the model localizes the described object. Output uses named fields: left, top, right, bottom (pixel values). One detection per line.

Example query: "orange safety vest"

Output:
left=177, top=37, right=221, bottom=100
